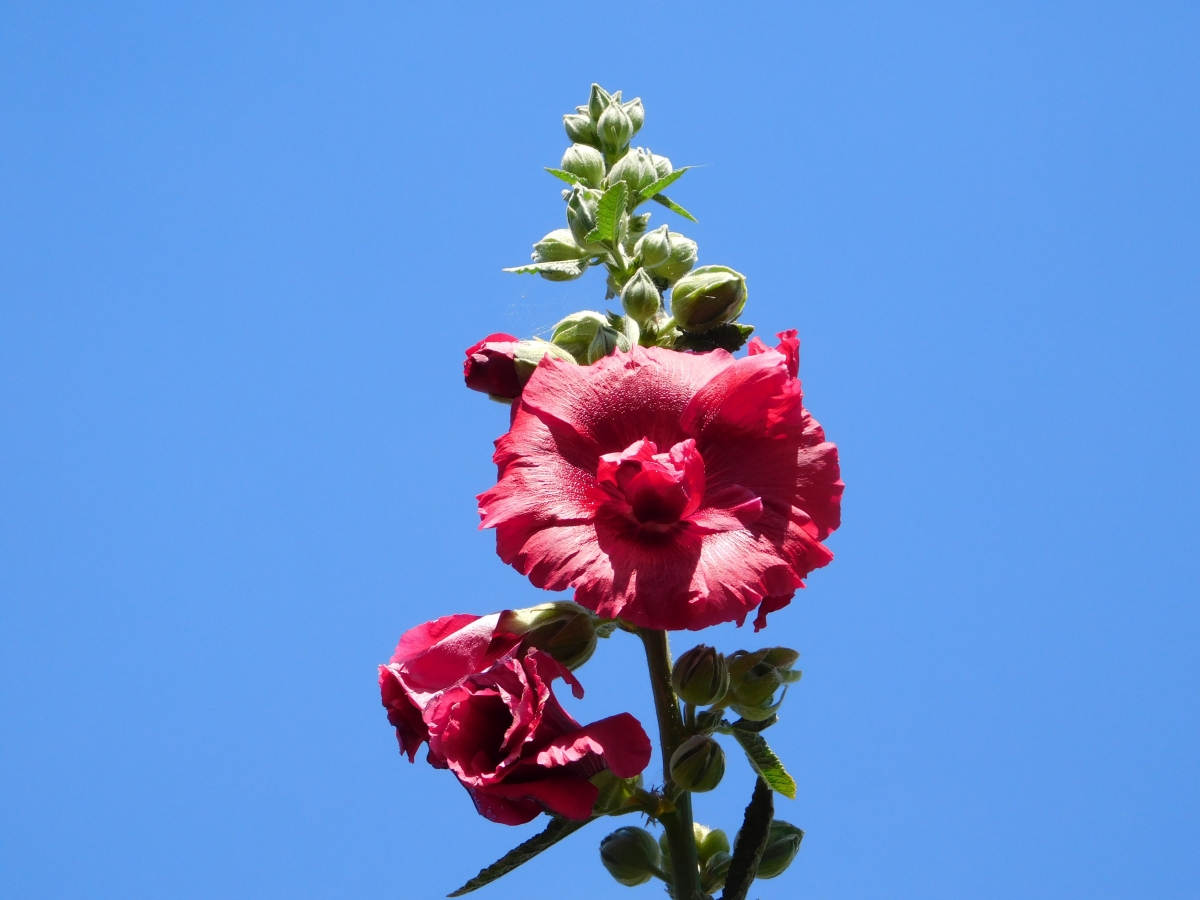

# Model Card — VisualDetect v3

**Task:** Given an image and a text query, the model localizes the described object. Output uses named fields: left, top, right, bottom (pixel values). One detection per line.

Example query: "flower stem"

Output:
left=639, top=628, right=702, bottom=900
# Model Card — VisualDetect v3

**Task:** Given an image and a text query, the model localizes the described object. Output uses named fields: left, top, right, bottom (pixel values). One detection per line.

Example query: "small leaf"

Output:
left=650, top=192, right=698, bottom=223
left=636, top=166, right=690, bottom=202
left=544, top=167, right=583, bottom=185
left=448, top=816, right=596, bottom=896
left=729, top=714, right=777, bottom=734
left=721, top=777, right=774, bottom=900
left=503, top=260, right=588, bottom=280
left=728, top=727, right=797, bottom=799
left=586, top=182, right=629, bottom=245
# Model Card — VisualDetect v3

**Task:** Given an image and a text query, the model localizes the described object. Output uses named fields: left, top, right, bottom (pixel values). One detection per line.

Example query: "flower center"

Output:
left=593, top=438, right=705, bottom=528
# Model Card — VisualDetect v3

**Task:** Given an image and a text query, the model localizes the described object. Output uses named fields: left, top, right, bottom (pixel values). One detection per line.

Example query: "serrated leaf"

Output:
left=650, top=192, right=698, bottom=223
left=585, top=182, right=628, bottom=245
left=636, top=166, right=690, bottom=202
left=721, top=777, right=774, bottom=900
left=503, top=260, right=588, bottom=280
left=729, top=728, right=797, bottom=799
left=544, top=167, right=583, bottom=185
left=448, top=817, right=595, bottom=896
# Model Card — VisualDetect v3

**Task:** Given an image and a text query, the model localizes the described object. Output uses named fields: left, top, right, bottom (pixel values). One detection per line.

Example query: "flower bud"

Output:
left=561, top=143, right=606, bottom=189
left=626, top=212, right=651, bottom=243
left=600, top=826, right=662, bottom=887
left=586, top=323, right=633, bottom=364
left=702, top=851, right=732, bottom=893
left=635, top=224, right=671, bottom=268
left=463, top=333, right=520, bottom=400
left=587, top=83, right=612, bottom=120
left=511, top=339, right=576, bottom=386
left=647, top=232, right=698, bottom=285
left=499, top=601, right=598, bottom=670
left=650, top=152, right=673, bottom=180
left=565, top=185, right=602, bottom=249
left=532, top=228, right=588, bottom=262
left=670, top=735, right=725, bottom=792
left=597, top=103, right=633, bottom=155
left=696, top=825, right=731, bottom=863
left=623, top=97, right=645, bottom=135
left=563, top=112, right=597, bottom=146
left=755, top=821, right=804, bottom=879
left=669, top=266, right=748, bottom=332
left=671, top=644, right=729, bottom=707
left=551, top=311, right=608, bottom=362
left=606, top=147, right=658, bottom=195
left=726, top=649, right=784, bottom=710
left=619, top=268, right=662, bottom=325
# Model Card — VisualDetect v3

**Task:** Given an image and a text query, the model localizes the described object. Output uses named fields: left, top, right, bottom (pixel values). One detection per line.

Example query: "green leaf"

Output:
left=448, top=817, right=596, bottom=896
left=585, top=182, right=628, bottom=245
left=502, top=260, right=588, bottom=280
left=728, top=727, right=797, bottom=799
left=721, top=777, right=774, bottom=900
left=650, top=192, right=698, bottom=222
left=636, top=166, right=690, bottom=202
left=544, top=167, right=583, bottom=185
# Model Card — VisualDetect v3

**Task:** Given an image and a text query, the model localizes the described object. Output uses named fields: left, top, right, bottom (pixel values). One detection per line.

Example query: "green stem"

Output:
left=639, top=629, right=702, bottom=900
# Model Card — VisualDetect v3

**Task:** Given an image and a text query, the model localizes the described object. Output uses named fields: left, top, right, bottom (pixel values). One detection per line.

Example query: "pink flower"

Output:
left=464, top=333, right=521, bottom=399
left=425, top=648, right=651, bottom=825
left=379, top=613, right=521, bottom=761
left=478, top=331, right=843, bottom=631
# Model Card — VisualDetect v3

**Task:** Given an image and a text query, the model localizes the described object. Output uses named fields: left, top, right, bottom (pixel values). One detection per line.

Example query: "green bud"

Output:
left=563, top=112, right=598, bottom=146
left=597, top=103, right=633, bottom=155
left=512, top=339, right=576, bottom=386
left=606, top=147, right=658, bottom=194
left=669, top=265, right=748, bottom=332
left=624, top=97, right=645, bottom=135
left=626, top=212, right=651, bottom=244
left=587, top=83, right=612, bottom=121
left=619, top=268, right=661, bottom=325
left=565, top=185, right=602, bottom=249
left=727, top=650, right=784, bottom=710
left=561, top=143, right=605, bottom=188
left=696, top=826, right=730, bottom=864
left=702, top=851, right=732, bottom=893
left=590, top=770, right=644, bottom=816
left=651, top=152, right=673, bottom=180
left=586, top=323, right=632, bottom=364
left=499, top=601, right=598, bottom=670
left=532, top=228, right=588, bottom=262
left=670, top=734, right=726, bottom=792
left=647, top=232, right=698, bottom=285
left=635, top=225, right=671, bottom=268
left=600, top=826, right=662, bottom=887
left=754, top=821, right=804, bottom=879
left=551, top=310, right=608, bottom=362
left=671, top=644, right=729, bottom=707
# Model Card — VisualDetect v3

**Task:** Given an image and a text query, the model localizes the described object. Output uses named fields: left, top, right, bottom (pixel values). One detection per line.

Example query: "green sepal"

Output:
left=674, top=323, right=755, bottom=352
left=447, top=816, right=596, bottom=896
left=650, top=192, right=698, bottom=223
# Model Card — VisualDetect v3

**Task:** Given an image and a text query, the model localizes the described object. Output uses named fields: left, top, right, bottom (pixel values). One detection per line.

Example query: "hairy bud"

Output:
left=551, top=311, right=608, bottom=362
left=670, top=735, right=726, bottom=792
left=635, top=225, right=671, bottom=268
left=588, top=83, right=612, bottom=121
left=606, top=146, right=658, bottom=194
left=600, top=827, right=662, bottom=887
left=650, top=152, right=673, bottom=180
left=532, top=228, right=588, bottom=262
left=563, top=112, right=597, bottom=146
left=647, top=232, right=698, bottom=285
left=671, top=644, right=730, bottom=707
left=565, top=185, right=602, bottom=249
left=669, top=265, right=748, bottom=332
left=597, top=103, right=633, bottom=155
left=619, top=268, right=662, bottom=325
left=510, top=339, right=576, bottom=387
left=561, top=143, right=605, bottom=189
left=624, top=98, right=645, bottom=135
left=499, top=601, right=598, bottom=670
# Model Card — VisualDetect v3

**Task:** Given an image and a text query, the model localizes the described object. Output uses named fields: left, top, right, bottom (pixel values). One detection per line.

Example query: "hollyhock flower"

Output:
left=464, top=333, right=521, bottom=399
left=425, top=648, right=652, bottom=825
left=478, top=331, right=842, bottom=631
left=379, top=613, right=521, bottom=761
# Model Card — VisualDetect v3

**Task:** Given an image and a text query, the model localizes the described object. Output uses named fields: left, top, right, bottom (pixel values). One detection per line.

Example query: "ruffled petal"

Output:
left=471, top=775, right=600, bottom=822
left=534, top=713, right=652, bottom=779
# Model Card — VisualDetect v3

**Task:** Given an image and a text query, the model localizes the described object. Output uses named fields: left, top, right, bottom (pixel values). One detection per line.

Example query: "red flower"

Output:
left=379, top=613, right=521, bottom=761
left=424, top=648, right=651, bottom=825
left=478, top=331, right=842, bottom=631
left=464, top=333, right=522, bottom=399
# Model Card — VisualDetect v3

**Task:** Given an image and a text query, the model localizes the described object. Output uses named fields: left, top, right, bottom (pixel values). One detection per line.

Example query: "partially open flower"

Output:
left=463, top=333, right=521, bottom=400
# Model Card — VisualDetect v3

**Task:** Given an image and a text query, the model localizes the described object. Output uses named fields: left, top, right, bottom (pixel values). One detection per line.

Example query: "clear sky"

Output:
left=2, top=3, right=1197, bottom=899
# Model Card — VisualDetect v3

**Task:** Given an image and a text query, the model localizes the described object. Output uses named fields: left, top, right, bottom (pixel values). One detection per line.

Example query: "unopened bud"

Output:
left=587, top=323, right=634, bottom=364
left=703, top=851, right=732, bottom=893
left=671, top=644, right=729, bottom=707
left=600, top=826, right=662, bottom=887
left=669, top=266, right=748, bottom=332
left=499, top=601, right=598, bottom=670
left=619, top=268, right=662, bottom=325
left=587, top=83, right=612, bottom=121
left=561, top=143, right=605, bottom=189
left=670, top=735, right=725, bottom=792
left=532, top=228, right=588, bottom=262
left=563, top=112, right=597, bottom=146
left=623, top=97, right=645, bottom=135
left=696, top=825, right=731, bottom=864
left=727, top=649, right=784, bottom=710
left=650, top=152, right=673, bottom=180
left=565, top=186, right=602, bottom=249
left=635, top=225, right=671, bottom=268
left=511, top=339, right=576, bottom=386
left=463, top=333, right=520, bottom=400
left=647, top=232, right=698, bottom=285
left=597, top=103, right=633, bottom=155
left=606, top=147, right=658, bottom=194
left=755, top=821, right=804, bottom=879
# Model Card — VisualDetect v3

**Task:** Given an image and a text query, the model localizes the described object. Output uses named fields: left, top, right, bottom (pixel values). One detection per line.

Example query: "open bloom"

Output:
left=423, top=648, right=651, bottom=825
left=478, top=331, right=842, bottom=631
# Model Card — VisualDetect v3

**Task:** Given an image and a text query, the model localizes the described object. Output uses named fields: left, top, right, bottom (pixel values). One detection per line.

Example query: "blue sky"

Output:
left=2, top=3, right=1197, bottom=898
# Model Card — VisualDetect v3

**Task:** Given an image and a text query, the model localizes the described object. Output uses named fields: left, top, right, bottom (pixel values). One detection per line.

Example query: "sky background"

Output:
left=2, top=3, right=1198, bottom=898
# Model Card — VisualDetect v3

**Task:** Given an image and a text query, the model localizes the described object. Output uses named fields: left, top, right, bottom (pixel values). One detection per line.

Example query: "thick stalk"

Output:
left=639, top=629, right=702, bottom=900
